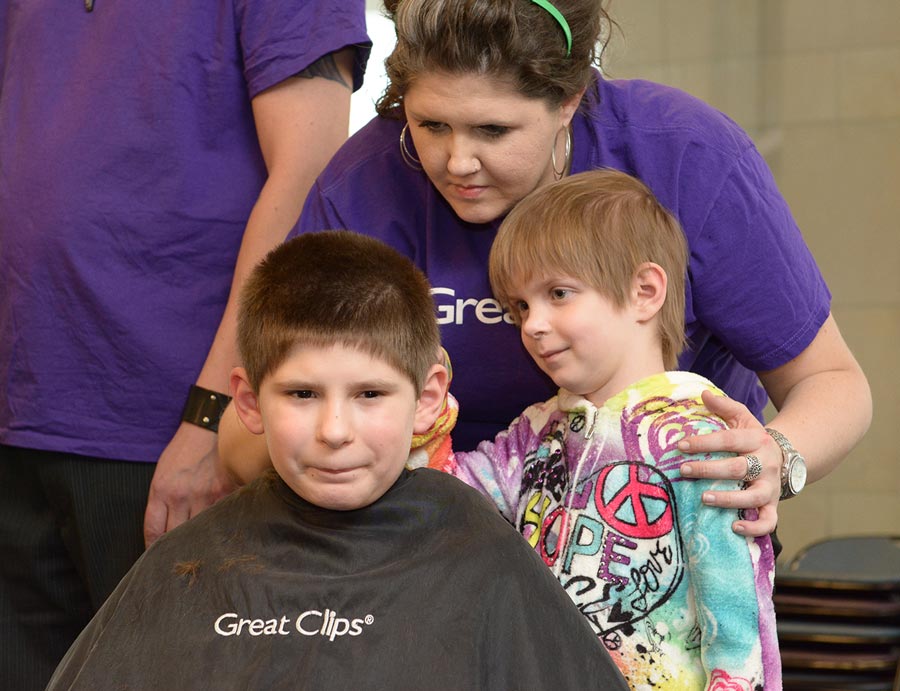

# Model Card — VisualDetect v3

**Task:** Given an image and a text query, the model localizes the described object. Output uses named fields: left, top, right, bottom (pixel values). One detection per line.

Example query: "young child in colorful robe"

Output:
left=432, top=169, right=781, bottom=690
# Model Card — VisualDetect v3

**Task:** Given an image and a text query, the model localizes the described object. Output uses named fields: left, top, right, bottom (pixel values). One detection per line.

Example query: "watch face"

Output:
left=788, top=456, right=808, bottom=494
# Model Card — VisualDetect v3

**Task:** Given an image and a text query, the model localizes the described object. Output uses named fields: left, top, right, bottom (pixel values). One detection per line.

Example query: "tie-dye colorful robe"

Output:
left=444, top=371, right=781, bottom=690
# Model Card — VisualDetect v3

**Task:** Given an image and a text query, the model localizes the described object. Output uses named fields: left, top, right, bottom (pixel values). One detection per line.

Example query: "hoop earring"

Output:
left=551, top=126, right=572, bottom=181
left=399, top=123, right=422, bottom=171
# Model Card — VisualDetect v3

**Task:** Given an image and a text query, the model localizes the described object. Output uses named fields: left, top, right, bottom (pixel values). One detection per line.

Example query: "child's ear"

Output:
left=230, top=367, right=265, bottom=435
left=413, top=363, right=450, bottom=435
left=631, top=262, right=668, bottom=322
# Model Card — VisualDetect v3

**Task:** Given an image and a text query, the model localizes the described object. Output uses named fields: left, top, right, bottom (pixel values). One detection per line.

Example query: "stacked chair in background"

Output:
left=775, top=535, right=900, bottom=691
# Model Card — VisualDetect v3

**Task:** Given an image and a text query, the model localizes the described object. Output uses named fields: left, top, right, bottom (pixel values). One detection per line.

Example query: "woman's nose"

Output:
left=446, top=136, right=481, bottom=177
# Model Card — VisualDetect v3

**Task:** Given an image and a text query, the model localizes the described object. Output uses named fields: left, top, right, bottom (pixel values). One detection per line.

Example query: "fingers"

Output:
left=699, top=389, right=754, bottom=423
left=701, top=477, right=775, bottom=509
left=680, top=438, right=781, bottom=496
left=688, top=476, right=780, bottom=536
left=678, top=427, right=770, bottom=457
left=144, top=482, right=215, bottom=547
left=696, top=473, right=780, bottom=536
left=143, top=470, right=209, bottom=548
left=167, top=497, right=193, bottom=535
left=687, top=454, right=781, bottom=506
left=681, top=455, right=752, bottom=481
left=677, top=391, right=784, bottom=537
left=733, top=503, right=779, bottom=537
left=144, top=427, right=235, bottom=547
left=143, top=494, right=168, bottom=548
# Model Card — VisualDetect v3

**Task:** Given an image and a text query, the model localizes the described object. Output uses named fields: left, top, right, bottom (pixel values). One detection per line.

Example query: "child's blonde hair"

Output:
left=489, top=169, right=687, bottom=369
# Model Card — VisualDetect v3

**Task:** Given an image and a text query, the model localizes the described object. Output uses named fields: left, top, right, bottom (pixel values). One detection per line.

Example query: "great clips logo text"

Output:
left=431, top=287, right=515, bottom=325
left=214, top=609, right=375, bottom=641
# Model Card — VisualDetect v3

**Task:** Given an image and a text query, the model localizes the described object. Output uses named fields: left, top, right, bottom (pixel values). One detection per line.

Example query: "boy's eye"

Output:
left=290, top=390, right=315, bottom=399
left=551, top=288, right=571, bottom=300
left=360, top=391, right=382, bottom=399
left=515, top=300, right=529, bottom=312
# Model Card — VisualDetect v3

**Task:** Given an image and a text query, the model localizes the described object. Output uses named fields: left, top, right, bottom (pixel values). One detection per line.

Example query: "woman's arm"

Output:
left=678, top=313, right=872, bottom=536
left=758, top=313, right=871, bottom=481
left=145, top=50, right=357, bottom=542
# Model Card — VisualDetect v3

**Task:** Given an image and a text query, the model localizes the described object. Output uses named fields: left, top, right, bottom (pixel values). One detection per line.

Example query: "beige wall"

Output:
left=606, top=0, right=900, bottom=564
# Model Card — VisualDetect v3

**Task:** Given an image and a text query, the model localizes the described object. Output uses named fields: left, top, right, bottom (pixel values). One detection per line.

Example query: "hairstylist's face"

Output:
left=403, top=71, right=581, bottom=225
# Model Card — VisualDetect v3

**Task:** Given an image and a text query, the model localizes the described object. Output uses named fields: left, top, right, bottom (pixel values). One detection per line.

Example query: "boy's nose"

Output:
left=522, top=308, right=549, bottom=339
left=317, top=402, right=352, bottom=448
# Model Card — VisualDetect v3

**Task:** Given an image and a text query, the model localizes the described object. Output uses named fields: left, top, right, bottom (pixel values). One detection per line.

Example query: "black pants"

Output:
left=0, top=445, right=156, bottom=691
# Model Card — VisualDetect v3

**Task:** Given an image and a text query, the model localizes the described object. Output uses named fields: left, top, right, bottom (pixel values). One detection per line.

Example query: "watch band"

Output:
left=181, top=385, right=232, bottom=433
left=765, top=427, right=806, bottom=499
left=765, top=427, right=791, bottom=455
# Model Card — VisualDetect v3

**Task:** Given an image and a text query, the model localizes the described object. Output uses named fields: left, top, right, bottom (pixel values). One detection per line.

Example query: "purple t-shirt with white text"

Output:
left=294, top=74, right=830, bottom=450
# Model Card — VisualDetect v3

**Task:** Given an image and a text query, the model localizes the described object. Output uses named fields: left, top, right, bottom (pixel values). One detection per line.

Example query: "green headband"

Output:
left=529, top=0, right=572, bottom=57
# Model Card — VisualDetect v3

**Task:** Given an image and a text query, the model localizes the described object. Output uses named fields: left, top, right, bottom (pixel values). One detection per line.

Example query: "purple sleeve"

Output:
left=688, top=146, right=831, bottom=371
left=235, top=0, right=370, bottom=98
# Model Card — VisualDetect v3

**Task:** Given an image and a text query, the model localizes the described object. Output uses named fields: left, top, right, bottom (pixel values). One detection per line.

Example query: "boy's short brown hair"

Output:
left=238, top=230, right=441, bottom=393
left=489, top=169, right=688, bottom=369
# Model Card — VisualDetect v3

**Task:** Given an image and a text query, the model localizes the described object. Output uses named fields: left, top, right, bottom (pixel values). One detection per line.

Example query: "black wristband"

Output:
left=181, top=385, right=232, bottom=433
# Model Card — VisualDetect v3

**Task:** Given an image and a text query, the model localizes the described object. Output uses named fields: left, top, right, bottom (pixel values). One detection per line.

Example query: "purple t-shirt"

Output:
left=295, top=73, right=831, bottom=450
left=0, top=1, right=370, bottom=461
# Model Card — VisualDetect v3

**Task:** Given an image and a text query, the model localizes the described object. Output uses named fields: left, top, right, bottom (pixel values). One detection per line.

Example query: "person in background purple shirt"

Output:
left=0, top=2, right=369, bottom=688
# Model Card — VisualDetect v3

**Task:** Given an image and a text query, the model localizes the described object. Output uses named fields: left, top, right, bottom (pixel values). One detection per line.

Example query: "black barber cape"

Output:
left=48, top=468, right=627, bottom=690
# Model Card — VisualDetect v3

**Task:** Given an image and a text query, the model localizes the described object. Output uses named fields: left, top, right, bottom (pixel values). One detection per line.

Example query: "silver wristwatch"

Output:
left=765, top=428, right=808, bottom=500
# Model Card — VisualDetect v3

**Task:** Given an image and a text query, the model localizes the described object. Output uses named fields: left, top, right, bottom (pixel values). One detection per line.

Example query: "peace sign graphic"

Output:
left=595, top=462, right=674, bottom=540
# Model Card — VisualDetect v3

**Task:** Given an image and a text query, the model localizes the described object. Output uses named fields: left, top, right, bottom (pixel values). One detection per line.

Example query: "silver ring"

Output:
left=743, top=454, right=763, bottom=482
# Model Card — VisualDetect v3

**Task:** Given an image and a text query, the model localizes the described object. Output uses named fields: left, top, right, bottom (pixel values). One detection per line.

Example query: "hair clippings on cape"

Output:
left=529, top=0, right=572, bottom=57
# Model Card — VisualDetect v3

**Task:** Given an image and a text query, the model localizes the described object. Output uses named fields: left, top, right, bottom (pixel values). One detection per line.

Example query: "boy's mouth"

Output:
left=315, top=466, right=360, bottom=477
left=537, top=346, right=567, bottom=362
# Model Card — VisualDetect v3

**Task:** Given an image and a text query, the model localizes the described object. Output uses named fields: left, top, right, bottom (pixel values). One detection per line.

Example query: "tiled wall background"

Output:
left=603, top=0, right=900, bottom=564
left=363, top=0, right=900, bottom=563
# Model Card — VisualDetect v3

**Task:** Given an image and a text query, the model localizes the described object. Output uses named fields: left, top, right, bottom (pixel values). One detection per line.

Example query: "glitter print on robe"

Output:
left=446, top=372, right=781, bottom=690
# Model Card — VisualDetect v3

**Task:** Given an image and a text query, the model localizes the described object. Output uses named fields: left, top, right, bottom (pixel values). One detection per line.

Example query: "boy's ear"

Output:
left=230, top=367, right=265, bottom=436
left=413, top=363, right=450, bottom=435
left=631, top=262, right=668, bottom=323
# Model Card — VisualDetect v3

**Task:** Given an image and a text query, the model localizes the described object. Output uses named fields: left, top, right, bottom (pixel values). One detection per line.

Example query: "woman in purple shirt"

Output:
left=221, top=0, right=871, bottom=540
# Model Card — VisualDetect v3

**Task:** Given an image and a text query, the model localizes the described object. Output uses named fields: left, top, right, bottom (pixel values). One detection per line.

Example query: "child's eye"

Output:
left=550, top=288, right=571, bottom=300
left=515, top=300, right=529, bottom=312
left=290, top=390, right=315, bottom=399
left=359, top=391, right=382, bottom=399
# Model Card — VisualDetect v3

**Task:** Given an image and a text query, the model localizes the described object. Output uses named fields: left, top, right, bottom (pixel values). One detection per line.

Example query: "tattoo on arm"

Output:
left=295, top=53, right=351, bottom=89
